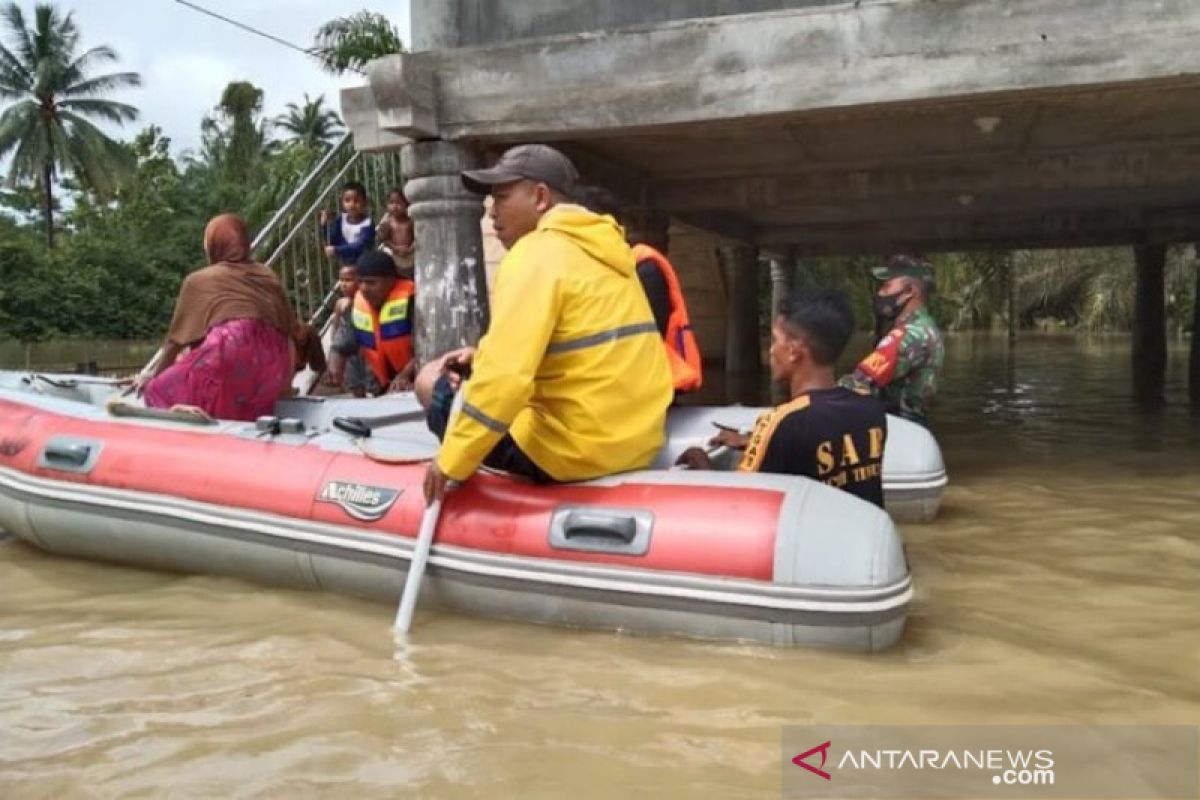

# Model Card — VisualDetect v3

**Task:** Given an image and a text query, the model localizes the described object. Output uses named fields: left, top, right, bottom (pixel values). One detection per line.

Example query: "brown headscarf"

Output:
left=164, top=214, right=297, bottom=346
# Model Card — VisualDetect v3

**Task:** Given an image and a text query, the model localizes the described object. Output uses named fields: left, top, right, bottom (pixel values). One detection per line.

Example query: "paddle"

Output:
left=331, top=409, right=427, bottom=438
left=33, top=374, right=133, bottom=389
left=394, top=490, right=452, bottom=634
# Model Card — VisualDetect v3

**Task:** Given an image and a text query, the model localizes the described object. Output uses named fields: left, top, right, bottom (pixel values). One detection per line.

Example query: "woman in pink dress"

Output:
left=141, top=214, right=296, bottom=421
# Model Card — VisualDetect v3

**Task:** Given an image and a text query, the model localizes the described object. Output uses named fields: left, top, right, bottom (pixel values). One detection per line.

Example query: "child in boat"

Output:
left=325, top=263, right=380, bottom=397
left=676, top=288, right=888, bottom=508
left=320, top=180, right=374, bottom=268
left=377, top=186, right=415, bottom=274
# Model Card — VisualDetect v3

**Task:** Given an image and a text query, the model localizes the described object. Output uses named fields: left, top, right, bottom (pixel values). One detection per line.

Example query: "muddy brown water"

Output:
left=1, top=334, right=1198, bottom=798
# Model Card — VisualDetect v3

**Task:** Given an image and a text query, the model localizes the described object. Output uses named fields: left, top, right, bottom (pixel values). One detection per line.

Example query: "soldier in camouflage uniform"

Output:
left=840, top=255, right=944, bottom=425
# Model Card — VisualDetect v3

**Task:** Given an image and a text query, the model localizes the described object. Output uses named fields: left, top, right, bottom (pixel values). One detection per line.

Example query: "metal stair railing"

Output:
left=137, top=133, right=405, bottom=387
left=251, top=132, right=405, bottom=330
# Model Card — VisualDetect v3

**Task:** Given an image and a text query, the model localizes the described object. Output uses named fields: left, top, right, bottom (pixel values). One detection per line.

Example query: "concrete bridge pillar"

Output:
left=720, top=242, right=762, bottom=401
left=1132, top=244, right=1167, bottom=407
left=768, top=257, right=792, bottom=403
left=1190, top=244, right=1200, bottom=411
left=402, top=141, right=491, bottom=361
left=768, top=257, right=791, bottom=316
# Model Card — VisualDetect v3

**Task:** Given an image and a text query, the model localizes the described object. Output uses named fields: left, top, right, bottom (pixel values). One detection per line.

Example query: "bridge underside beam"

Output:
left=345, top=0, right=1200, bottom=251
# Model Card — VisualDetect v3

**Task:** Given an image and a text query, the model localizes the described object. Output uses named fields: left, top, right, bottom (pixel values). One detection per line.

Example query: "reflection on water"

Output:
left=2, top=334, right=1199, bottom=797
left=936, top=334, right=1200, bottom=471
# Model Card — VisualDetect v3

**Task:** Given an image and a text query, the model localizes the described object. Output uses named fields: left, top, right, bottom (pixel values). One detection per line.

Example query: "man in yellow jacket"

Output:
left=423, top=145, right=674, bottom=504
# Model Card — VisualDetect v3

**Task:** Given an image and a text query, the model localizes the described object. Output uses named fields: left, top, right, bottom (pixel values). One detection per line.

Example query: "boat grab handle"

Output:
left=549, top=506, right=652, bottom=556
left=37, top=437, right=102, bottom=474
left=564, top=510, right=636, bottom=542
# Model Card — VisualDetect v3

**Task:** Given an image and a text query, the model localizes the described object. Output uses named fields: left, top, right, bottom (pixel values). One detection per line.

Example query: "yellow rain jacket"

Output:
left=437, top=204, right=673, bottom=482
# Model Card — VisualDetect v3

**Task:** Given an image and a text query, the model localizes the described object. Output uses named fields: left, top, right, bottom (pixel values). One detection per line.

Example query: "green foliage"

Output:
left=0, top=81, right=332, bottom=342
left=0, top=1, right=141, bottom=246
left=204, top=81, right=271, bottom=172
left=275, top=93, right=343, bottom=151
left=312, top=11, right=404, bottom=75
left=794, top=248, right=1199, bottom=335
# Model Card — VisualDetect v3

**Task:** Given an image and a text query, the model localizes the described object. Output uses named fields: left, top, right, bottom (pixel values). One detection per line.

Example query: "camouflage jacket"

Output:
left=840, top=307, right=944, bottom=424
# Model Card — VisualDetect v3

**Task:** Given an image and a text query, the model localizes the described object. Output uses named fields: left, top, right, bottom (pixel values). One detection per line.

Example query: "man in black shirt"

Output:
left=676, top=288, right=887, bottom=508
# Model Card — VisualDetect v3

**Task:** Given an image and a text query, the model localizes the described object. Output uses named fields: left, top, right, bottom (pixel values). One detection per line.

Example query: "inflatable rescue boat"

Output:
left=0, top=372, right=942, bottom=650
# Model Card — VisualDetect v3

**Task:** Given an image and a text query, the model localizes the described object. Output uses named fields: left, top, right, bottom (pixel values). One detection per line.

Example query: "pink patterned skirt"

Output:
left=144, top=318, right=293, bottom=421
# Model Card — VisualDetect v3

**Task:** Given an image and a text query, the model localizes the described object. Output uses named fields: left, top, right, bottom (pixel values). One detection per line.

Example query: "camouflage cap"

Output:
left=872, top=254, right=934, bottom=283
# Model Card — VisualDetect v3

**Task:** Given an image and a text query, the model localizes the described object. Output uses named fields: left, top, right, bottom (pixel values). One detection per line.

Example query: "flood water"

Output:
left=2, top=334, right=1198, bottom=797
left=0, top=339, right=157, bottom=375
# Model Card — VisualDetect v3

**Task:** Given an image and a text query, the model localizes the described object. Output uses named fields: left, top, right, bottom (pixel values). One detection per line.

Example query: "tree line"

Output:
left=0, top=2, right=399, bottom=342
left=787, top=248, right=1197, bottom=338
left=2, top=2, right=1194, bottom=345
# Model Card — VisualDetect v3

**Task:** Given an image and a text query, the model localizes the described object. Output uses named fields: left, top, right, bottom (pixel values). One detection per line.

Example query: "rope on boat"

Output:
left=349, top=437, right=532, bottom=486
left=351, top=437, right=434, bottom=465
left=105, top=399, right=217, bottom=426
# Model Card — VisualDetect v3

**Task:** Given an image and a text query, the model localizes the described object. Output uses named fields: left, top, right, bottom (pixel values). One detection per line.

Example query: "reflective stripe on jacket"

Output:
left=352, top=279, right=414, bottom=386
left=436, top=205, right=673, bottom=482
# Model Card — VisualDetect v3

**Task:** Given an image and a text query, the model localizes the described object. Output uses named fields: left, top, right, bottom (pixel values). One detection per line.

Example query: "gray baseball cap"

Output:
left=461, top=144, right=580, bottom=196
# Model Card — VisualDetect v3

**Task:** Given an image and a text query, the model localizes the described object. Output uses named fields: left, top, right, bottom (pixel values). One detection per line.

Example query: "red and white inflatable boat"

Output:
left=0, top=372, right=923, bottom=650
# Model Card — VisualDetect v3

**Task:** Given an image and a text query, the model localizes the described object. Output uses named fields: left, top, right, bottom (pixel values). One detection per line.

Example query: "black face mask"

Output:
left=873, top=290, right=910, bottom=320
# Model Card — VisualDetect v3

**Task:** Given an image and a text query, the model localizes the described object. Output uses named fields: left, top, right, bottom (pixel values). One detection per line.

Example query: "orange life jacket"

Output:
left=352, top=279, right=415, bottom=387
left=631, top=243, right=702, bottom=392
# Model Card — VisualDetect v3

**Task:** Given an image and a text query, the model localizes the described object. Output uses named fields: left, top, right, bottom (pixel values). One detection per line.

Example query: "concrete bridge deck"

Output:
left=342, top=0, right=1200, bottom=402
left=347, top=0, right=1200, bottom=253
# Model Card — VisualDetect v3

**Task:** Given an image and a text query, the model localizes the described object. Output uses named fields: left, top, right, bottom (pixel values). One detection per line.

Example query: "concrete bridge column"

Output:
left=769, top=257, right=791, bottom=316
left=402, top=141, right=491, bottom=361
left=1132, top=244, right=1167, bottom=406
left=720, top=242, right=762, bottom=402
left=1190, top=244, right=1200, bottom=411
left=768, top=257, right=793, bottom=403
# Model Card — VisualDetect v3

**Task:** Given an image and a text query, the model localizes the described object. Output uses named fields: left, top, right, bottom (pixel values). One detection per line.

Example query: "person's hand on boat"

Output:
left=441, top=347, right=476, bottom=389
left=322, top=353, right=346, bottom=388
left=318, top=209, right=329, bottom=227
left=388, top=361, right=416, bottom=393
left=124, top=372, right=151, bottom=398
left=711, top=429, right=750, bottom=450
left=323, top=245, right=336, bottom=257
left=423, top=461, right=451, bottom=506
left=674, top=447, right=712, bottom=471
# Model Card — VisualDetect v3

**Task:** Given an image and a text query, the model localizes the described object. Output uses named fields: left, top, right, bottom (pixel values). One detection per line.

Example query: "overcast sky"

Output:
left=62, top=1, right=412, bottom=156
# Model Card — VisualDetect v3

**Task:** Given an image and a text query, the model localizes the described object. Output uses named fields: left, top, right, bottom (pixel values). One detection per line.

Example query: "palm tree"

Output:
left=0, top=2, right=140, bottom=247
left=199, top=81, right=274, bottom=177
left=312, top=11, right=404, bottom=76
left=274, top=93, right=343, bottom=150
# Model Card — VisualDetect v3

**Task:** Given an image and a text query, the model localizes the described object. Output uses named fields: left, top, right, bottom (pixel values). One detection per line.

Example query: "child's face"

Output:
left=338, top=267, right=359, bottom=298
left=341, top=189, right=367, bottom=220
left=387, top=193, right=409, bottom=220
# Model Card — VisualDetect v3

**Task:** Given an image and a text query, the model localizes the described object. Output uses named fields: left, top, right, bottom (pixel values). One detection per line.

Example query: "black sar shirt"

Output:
left=737, top=387, right=888, bottom=508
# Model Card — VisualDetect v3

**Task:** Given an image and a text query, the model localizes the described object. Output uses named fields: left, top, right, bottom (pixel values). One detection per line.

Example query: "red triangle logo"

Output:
left=792, top=740, right=832, bottom=780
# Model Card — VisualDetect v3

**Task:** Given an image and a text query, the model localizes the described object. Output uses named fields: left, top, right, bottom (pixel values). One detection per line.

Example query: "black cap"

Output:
left=357, top=250, right=397, bottom=279
left=462, top=144, right=580, bottom=196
